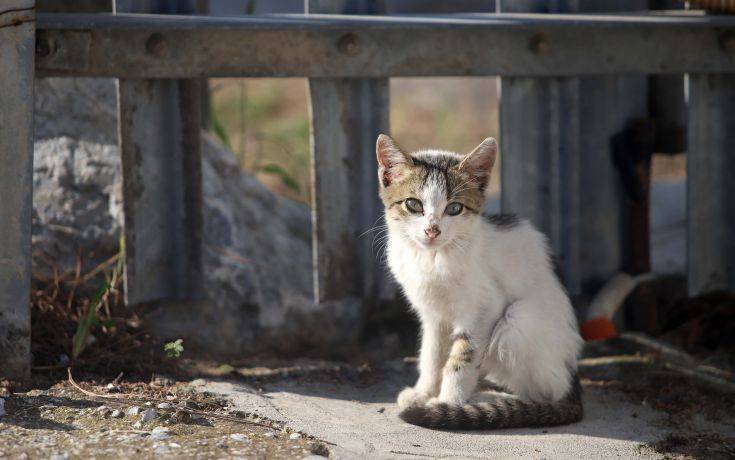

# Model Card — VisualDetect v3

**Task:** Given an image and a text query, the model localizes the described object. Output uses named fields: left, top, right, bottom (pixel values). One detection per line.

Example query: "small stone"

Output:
left=145, top=402, right=152, bottom=407
left=132, top=421, right=142, bottom=429
left=196, top=440, right=208, bottom=446
left=150, top=426, right=170, bottom=441
left=97, top=405, right=111, bottom=417
left=140, top=408, right=156, bottom=422
left=169, top=443, right=181, bottom=448
left=110, top=409, right=123, bottom=418
left=264, top=432, right=276, bottom=438
left=126, top=406, right=141, bottom=416
left=50, top=454, right=69, bottom=460
left=230, top=433, right=248, bottom=442
left=289, top=433, right=302, bottom=440
left=156, top=402, right=173, bottom=410
left=106, top=383, right=115, bottom=390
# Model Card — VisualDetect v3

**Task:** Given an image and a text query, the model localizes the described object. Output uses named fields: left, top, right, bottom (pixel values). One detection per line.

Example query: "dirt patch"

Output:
left=0, top=379, right=330, bottom=459
left=641, top=432, right=735, bottom=459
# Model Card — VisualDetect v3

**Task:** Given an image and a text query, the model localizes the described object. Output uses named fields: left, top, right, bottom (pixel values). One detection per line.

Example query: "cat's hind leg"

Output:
left=482, top=297, right=581, bottom=402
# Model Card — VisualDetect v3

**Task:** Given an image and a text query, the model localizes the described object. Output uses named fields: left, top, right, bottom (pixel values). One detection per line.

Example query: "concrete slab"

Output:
left=193, top=370, right=672, bottom=459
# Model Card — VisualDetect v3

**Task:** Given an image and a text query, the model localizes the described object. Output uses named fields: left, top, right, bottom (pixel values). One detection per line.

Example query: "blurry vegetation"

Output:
left=207, top=77, right=502, bottom=203
left=164, top=338, right=184, bottom=358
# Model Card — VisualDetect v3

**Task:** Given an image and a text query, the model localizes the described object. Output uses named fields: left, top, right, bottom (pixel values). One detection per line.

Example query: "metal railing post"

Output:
left=687, top=74, right=735, bottom=295
left=0, top=0, right=35, bottom=380
left=116, top=0, right=204, bottom=305
left=305, top=1, right=390, bottom=316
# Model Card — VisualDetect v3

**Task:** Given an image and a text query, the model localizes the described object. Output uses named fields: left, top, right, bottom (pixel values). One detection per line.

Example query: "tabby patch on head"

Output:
left=376, top=134, right=497, bottom=249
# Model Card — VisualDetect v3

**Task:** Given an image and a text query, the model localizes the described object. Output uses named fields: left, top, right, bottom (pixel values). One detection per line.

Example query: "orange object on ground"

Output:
left=581, top=317, right=618, bottom=341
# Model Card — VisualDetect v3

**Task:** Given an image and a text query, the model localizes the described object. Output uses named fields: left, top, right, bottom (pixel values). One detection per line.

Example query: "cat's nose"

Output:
left=424, top=225, right=441, bottom=240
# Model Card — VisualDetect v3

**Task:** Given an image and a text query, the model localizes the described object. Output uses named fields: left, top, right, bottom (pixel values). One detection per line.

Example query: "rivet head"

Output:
left=146, top=33, right=168, bottom=57
left=530, top=32, right=551, bottom=56
left=719, top=31, right=735, bottom=53
left=338, top=33, right=360, bottom=56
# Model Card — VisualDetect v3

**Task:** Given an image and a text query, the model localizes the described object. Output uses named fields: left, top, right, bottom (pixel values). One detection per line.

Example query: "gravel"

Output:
left=149, top=427, right=170, bottom=441
left=140, top=409, right=156, bottom=423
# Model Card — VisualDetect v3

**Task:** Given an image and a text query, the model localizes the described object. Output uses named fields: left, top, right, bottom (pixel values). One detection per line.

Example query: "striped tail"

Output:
left=399, top=378, right=583, bottom=430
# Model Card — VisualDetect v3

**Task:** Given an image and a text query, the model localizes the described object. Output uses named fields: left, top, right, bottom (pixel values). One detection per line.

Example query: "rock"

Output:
left=126, top=406, right=141, bottom=416
left=132, top=421, right=142, bottom=429
left=96, top=406, right=111, bottom=417
left=49, top=454, right=69, bottom=460
left=289, top=433, right=302, bottom=440
left=110, top=410, right=123, bottom=418
left=106, top=383, right=115, bottom=390
left=0, top=399, right=5, bottom=417
left=140, top=409, right=156, bottom=423
left=156, top=403, right=173, bottom=410
left=229, top=433, right=248, bottom=442
left=264, top=432, right=276, bottom=439
left=150, top=427, right=170, bottom=441
left=32, top=77, right=363, bottom=357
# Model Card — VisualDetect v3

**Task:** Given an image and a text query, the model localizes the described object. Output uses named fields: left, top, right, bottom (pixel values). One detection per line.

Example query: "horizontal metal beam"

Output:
left=36, top=11, right=735, bottom=78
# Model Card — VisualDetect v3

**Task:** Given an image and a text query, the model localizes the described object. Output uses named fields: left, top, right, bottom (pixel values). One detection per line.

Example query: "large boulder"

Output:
left=32, top=78, right=359, bottom=355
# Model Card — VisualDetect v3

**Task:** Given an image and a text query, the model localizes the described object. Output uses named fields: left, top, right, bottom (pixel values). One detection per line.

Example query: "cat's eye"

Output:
left=445, top=202, right=464, bottom=216
left=404, top=198, right=423, bottom=214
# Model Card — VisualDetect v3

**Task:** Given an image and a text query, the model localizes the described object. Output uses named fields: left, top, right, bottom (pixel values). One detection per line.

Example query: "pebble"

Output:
left=96, top=405, right=111, bottom=417
left=140, top=409, right=156, bottom=422
left=150, top=427, right=170, bottom=441
left=156, top=402, right=172, bottom=410
left=106, top=383, right=115, bottom=390
left=169, top=443, right=181, bottom=448
left=230, top=433, right=248, bottom=442
left=50, top=454, right=69, bottom=460
left=264, top=432, right=276, bottom=438
left=0, top=398, right=5, bottom=417
left=132, top=421, right=142, bottom=429
left=110, top=409, right=123, bottom=418
left=289, top=433, right=302, bottom=440
left=126, top=406, right=141, bottom=416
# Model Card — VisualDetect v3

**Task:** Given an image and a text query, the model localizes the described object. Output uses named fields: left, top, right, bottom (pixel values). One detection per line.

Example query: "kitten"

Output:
left=376, top=134, right=583, bottom=429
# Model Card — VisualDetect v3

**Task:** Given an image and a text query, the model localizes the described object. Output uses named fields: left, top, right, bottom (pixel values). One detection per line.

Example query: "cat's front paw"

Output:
left=397, top=387, right=431, bottom=409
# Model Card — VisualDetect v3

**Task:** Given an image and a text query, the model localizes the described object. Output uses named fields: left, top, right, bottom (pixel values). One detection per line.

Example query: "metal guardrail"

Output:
left=35, top=12, right=735, bottom=78
left=2, top=2, right=735, bottom=379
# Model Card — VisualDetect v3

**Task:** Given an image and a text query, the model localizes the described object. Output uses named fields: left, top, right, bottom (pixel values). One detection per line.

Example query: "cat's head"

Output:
left=376, top=134, right=497, bottom=250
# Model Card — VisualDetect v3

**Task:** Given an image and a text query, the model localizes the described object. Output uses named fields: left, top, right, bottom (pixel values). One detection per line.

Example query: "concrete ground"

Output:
left=192, top=352, right=734, bottom=459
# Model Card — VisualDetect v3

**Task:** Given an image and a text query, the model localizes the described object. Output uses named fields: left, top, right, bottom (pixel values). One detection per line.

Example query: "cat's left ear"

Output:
left=458, top=137, right=497, bottom=192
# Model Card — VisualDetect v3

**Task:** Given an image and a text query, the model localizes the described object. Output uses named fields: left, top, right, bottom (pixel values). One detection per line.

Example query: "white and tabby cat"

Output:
left=376, top=134, right=583, bottom=429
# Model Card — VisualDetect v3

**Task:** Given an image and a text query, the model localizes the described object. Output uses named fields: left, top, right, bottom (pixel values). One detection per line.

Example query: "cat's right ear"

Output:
left=376, top=134, right=412, bottom=188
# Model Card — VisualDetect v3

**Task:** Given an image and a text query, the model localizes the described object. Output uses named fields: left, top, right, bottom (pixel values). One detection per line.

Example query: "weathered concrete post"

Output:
left=687, top=74, right=735, bottom=295
left=115, top=0, right=204, bottom=305
left=498, top=0, right=648, bottom=296
left=0, top=0, right=35, bottom=380
left=305, top=1, right=391, bottom=313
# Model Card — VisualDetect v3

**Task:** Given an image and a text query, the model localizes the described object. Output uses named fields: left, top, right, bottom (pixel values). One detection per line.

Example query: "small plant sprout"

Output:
left=164, top=339, right=184, bottom=358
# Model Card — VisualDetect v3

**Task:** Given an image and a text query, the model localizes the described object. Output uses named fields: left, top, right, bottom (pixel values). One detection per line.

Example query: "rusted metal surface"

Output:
left=35, top=11, right=735, bottom=78
left=687, top=74, right=735, bottom=295
left=0, top=0, right=35, bottom=380
left=117, top=1, right=204, bottom=307
left=307, top=0, right=390, bottom=309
